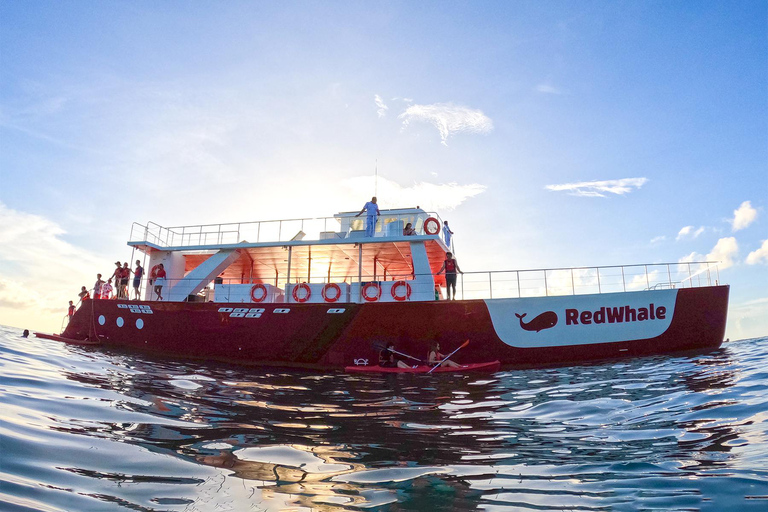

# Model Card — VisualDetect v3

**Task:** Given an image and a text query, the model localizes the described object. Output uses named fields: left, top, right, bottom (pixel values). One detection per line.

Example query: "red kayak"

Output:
left=345, top=361, right=500, bottom=374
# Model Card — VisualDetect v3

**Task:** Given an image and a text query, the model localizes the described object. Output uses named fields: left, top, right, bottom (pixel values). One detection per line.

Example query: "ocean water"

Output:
left=1, top=325, right=767, bottom=512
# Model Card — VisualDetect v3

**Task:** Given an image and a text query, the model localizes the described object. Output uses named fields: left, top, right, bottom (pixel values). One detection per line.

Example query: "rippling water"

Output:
left=1, top=325, right=767, bottom=511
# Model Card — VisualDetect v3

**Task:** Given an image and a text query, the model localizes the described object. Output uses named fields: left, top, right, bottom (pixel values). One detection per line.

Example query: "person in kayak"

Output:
left=428, top=341, right=461, bottom=368
left=379, top=342, right=409, bottom=368
left=436, top=251, right=462, bottom=300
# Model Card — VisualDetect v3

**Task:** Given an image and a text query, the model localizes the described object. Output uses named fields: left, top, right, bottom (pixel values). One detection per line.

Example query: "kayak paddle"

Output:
left=428, top=339, right=469, bottom=374
left=372, top=342, right=423, bottom=364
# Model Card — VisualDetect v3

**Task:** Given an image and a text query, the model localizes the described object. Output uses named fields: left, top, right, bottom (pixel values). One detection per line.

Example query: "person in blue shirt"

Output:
left=355, top=196, right=380, bottom=237
left=443, top=220, right=454, bottom=249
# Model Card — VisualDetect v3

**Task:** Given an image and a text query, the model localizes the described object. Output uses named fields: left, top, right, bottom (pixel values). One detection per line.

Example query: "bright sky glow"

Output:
left=1, top=1, right=766, bottom=339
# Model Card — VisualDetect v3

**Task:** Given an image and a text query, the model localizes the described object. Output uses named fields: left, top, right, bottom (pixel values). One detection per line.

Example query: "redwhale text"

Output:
left=565, top=304, right=666, bottom=325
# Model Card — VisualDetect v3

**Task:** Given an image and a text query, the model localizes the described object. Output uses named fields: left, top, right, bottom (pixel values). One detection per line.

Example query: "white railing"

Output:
left=129, top=211, right=445, bottom=248
left=118, top=261, right=721, bottom=304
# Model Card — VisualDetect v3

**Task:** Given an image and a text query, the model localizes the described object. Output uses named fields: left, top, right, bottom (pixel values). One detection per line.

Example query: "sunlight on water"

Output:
left=1, top=324, right=767, bottom=511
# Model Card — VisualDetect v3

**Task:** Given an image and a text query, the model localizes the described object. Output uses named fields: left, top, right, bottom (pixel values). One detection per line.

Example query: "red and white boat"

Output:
left=50, top=208, right=729, bottom=369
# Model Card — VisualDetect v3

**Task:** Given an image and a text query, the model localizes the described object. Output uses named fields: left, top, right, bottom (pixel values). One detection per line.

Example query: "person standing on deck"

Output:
left=67, top=301, right=75, bottom=322
left=120, top=262, right=131, bottom=299
left=101, top=278, right=113, bottom=300
left=93, top=274, right=105, bottom=299
left=443, top=221, right=454, bottom=250
left=436, top=251, right=462, bottom=300
left=355, top=196, right=380, bottom=237
left=133, top=260, right=144, bottom=300
left=109, top=262, right=122, bottom=297
left=153, top=263, right=166, bottom=301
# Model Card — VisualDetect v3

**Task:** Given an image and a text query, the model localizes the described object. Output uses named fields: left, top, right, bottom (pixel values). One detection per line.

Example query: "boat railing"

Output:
left=129, top=211, right=445, bottom=248
left=452, top=261, right=721, bottom=300
left=127, top=261, right=721, bottom=303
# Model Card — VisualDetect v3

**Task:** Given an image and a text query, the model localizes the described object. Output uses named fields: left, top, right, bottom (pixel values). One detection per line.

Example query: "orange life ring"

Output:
left=292, top=283, right=311, bottom=303
left=250, top=284, right=267, bottom=302
left=322, top=283, right=342, bottom=303
left=361, top=282, right=381, bottom=302
left=424, top=217, right=440, bottom=235
left=391, top=280, right=412, bottom=301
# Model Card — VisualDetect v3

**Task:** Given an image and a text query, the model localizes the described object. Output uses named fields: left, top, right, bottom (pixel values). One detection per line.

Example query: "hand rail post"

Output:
left=667, top=263, right=672, bottom=288
left=571, top=268, right=575, bottom=295
left=488, top=272, right=493, bottom=300
left=544, top=270, right=548, bottom=296
left=517, top=271, right=521, bottom=298
left=645, top=265, right=650, bottom=290
left=597, top=267, right=602, bottom=294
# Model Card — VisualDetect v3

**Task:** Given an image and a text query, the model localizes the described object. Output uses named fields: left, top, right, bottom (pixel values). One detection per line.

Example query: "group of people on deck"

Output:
left=70, top=261, right=167, bottom=320
left=355, top=196, right=454, bottom=248
left=356, top=196, right=462, bottom=300
left=79, top=260, right=145, bottom=301
left=379, top=341, right=462, bottom=369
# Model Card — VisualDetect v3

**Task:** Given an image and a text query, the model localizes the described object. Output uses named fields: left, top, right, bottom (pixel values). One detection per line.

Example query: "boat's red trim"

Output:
left=345, top=361, right=500, bottom=374
left=60, top=285, right=728, bottom=369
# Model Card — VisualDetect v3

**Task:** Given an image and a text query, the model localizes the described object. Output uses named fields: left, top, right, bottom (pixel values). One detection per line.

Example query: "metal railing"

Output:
left=453, top=261, right=721, bottom=300
left=110, top=261, right=721, bottom=304
left=129, top=211, right=445, bottom=248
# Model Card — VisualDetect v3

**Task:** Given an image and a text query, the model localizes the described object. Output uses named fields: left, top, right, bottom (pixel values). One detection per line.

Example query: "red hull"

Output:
left=60, top=285, right=729, bottom=369
left=345, top=361, right=501, bottom=374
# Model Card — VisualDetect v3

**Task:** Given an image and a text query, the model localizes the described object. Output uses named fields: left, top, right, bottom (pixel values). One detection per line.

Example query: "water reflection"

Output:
left=5, top=331, right=767, bottom=510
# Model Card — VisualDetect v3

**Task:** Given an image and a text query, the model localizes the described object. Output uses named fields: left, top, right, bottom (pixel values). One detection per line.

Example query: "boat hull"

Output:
left=60, top=285, right=729, bottom=369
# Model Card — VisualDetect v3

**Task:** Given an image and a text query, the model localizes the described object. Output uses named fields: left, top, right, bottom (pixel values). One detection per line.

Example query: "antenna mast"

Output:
left=375, top=159, right=378, bottom=197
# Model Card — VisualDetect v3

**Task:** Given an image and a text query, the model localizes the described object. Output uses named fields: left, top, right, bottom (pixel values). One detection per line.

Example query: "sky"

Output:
left=1, top=0, right=766, bottom=339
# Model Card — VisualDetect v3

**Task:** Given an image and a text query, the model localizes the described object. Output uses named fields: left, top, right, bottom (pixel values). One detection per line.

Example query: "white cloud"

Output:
left=676, top=225, right=705, bottom=241
left=678, top=237, right=738, bottom=271
left=545, top=177, right=648, bottom=197
left=374, top=94, right=389, bottom=118
left=706, top=237, right=739, bottom=269
left=746, top=240, right=768, bottom=265
left=398, top=103, right=493, bottom=145
left=0, top=202, right=102, bottom=329
left=732, top=200, right=758, bottom=231
left=650, top=236, right=666, bottom=244
left=535, top=84, right=563, bottom=95
left=340, top=175, right=486, bottom=211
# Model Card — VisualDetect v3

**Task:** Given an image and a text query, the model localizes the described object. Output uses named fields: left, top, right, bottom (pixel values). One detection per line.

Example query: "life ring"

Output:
left=322, top=283, right=342, bottom=303
left=292, top=283, right=311, bottom=303
left=391, top=280, right=412, bottom=301
left=361, top=282, right=381, bottom=302
left=250, top=284, right=268, bottom=302
left=424, top=217, right=440, bottom=235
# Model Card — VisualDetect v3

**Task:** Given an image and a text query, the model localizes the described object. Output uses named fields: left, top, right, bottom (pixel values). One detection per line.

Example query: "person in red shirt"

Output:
left=436, top=251, right=462, bottom=300
left=119, top=262, right=131, bottom=299
left=153, top=263, right=166, bottom=300
left=78, top=286, right=90, bottom=301
left=68, top=300, right=75, bottom=321
left=109, top=261, right=122, bottom=297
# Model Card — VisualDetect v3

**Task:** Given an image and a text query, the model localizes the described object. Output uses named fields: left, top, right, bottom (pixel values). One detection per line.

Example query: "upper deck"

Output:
left=125, top=208, right=724, bottom=304
left=128, top=208, right=449, bottom=291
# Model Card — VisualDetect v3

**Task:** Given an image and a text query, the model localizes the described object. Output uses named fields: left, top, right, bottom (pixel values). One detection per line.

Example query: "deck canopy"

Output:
left=180, top=238, right=448, bottom=285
